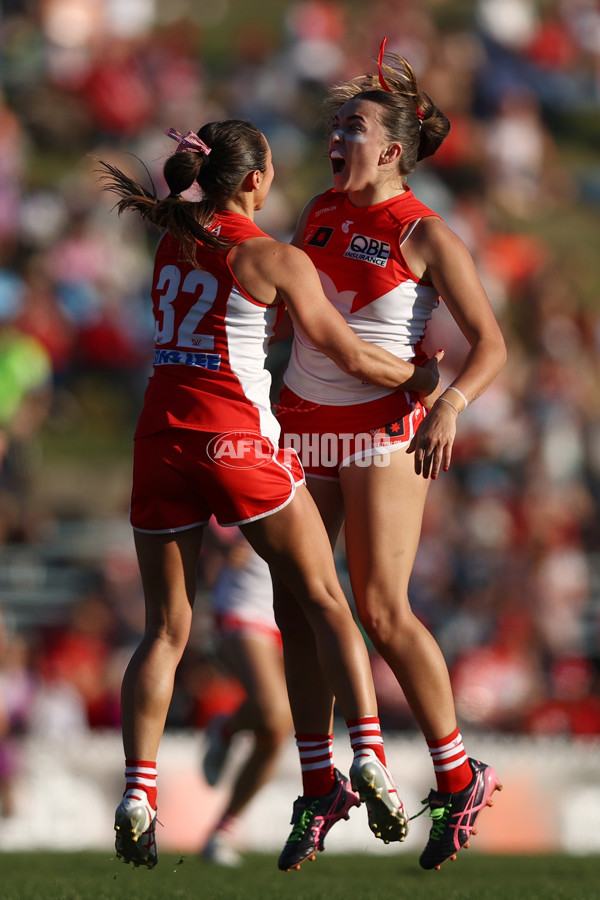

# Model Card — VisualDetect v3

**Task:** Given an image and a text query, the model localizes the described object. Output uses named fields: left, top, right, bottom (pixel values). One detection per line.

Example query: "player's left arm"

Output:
left=403, top=217, right=507, bottom=479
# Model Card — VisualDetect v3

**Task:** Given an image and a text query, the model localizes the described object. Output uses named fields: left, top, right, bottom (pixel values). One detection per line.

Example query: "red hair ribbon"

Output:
left=377, top=37, right=393, bottom=92
left=165, top=128, right=211, bottom=156
left=416, top=108, right=424, bottom=120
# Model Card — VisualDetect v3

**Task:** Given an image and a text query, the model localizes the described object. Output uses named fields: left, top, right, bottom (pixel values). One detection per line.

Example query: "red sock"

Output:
left=427, top=728, right=472, bottom=794
left=295, top=734, right=335, bottom=796
left=124, top=758, right=157, bottom=809
left=346, top=716, right=386, bottom=765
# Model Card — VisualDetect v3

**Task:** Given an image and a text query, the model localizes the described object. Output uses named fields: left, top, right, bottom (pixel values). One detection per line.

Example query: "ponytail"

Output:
left=97, top=119, right=269, bottom=264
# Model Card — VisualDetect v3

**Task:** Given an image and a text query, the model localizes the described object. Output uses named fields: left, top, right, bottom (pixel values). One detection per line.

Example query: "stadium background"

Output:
left=0, top=0, right=600, bottom=856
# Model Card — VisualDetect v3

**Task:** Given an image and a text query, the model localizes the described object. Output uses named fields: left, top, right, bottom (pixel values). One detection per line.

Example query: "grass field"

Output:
left=1, top=852, right=599, bottom=900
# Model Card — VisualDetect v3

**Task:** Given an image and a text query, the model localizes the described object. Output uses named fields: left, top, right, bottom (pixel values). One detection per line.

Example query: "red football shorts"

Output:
left=275, top=385, right=426, bottom=480
left=130, top=427, right=304, bottom=532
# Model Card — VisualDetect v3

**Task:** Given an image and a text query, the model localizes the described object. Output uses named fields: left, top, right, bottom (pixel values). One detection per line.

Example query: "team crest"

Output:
left=307, top=226, right=334, bottom=247
left=383, top=419, right=407, bottom=439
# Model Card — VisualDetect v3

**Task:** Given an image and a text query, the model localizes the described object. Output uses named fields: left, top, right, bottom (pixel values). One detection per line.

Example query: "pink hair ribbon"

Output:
left=377, top=37, right=393, bottom=92
left=165, top=128, right=211, bottom=155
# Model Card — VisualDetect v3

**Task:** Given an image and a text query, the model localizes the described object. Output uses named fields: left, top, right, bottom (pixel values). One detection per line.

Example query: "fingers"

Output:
left=410, top=435, right=454, bottom=479
left=442, top=442, right=453, bottom=474
left=410, top=399, right=456, bottom=478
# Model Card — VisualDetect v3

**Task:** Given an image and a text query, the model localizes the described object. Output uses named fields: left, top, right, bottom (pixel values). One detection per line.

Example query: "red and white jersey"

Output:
left=284, top=187, right=441, bottom=405
left=135, top=211, right=281, bottom=442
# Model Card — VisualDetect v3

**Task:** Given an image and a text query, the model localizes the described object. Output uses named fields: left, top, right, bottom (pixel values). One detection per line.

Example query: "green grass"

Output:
left=1, top=852, right=599, bottom=900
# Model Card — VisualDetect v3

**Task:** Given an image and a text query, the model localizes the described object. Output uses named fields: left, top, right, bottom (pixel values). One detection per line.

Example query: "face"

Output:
left=254, top=137, right=275, bottom=210
left=329, top=97, right=394, bottom=195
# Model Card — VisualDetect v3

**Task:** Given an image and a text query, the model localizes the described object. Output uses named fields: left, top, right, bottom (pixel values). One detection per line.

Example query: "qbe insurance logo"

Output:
left=344, top=233, right=391, bottom=267
left=207, top=432, right=275, bottom=469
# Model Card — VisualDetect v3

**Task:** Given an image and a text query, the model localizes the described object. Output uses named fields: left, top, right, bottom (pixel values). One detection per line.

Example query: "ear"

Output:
left=242, top=169, right=262, bottom=191
left=379, top=143, right=402, bottom=165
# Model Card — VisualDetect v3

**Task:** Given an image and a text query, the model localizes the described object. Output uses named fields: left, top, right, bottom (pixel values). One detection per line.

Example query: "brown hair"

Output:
left=97, top=119, right=268, bottom=261
left=323, top=53, right=450, bottom=176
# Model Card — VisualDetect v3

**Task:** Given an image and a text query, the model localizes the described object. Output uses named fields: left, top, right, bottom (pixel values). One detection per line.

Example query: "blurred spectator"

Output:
left=483, top=85, right=562, bottom=217
left=525, top=655, right=600, bottom=737
left=0, top=611, right=35, bottom=816
left=32, top=593, right=120, bottom=729
left=451, top=610, right=545, bottom=730
left=0, top=301, right=53, bottom=542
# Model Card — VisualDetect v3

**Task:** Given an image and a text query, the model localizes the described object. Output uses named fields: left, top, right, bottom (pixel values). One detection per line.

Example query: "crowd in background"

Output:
left=1, top=0, right=600, bottom=815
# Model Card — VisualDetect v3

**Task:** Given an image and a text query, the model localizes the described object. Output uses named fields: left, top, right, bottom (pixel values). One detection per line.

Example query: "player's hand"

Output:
left=406, top=395, right=457, bottom=479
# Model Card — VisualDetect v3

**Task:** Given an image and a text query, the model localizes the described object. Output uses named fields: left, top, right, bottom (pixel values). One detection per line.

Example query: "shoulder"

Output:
left=410, top=216, right=464, bottom=251
left=231, top=236, right=309, bottom=276
left=408, top=216, right=475, bottom=274
left=215, top=211, right=271, bottom=243
left=386, top=188, right=441, bottom=225
left=302, top=189, right=338, bottom=216
left=293, top=191, right=340, bottom=245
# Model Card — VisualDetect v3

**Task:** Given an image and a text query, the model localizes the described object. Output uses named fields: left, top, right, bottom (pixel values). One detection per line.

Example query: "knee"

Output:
left=358, top=593, right=414, bottom=651
left=144, top=619, right=191, bottom=657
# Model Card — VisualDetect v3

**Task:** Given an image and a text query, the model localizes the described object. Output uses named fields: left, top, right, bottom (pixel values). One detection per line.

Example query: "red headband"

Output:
left=377, top=36, right=392, bottom=92
left=377, top=38, right=424, bottom=122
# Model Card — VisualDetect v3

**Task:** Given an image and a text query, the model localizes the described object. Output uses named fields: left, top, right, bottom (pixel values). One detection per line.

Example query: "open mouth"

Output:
left=330, top=150, right=345, bottom=175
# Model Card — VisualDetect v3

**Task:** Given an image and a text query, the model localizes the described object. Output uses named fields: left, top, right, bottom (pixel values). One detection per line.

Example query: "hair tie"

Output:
left=377, top=37, right=393, bottom=93
left=165, top=128, right=211, bottom=156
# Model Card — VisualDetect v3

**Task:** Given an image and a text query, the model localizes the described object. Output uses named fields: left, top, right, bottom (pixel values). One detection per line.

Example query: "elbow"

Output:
left=478, top=332, right=507, bottom=378
left=343, top=357, right=365, bottom=380
left=496, top=336, right=508, bottom=374
left=342, top=348, right=374, bottom=381
left=319, top=340, right=361, bottom=377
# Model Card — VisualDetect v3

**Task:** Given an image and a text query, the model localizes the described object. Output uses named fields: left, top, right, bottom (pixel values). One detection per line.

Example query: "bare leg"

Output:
left=259, top=485, right=408, bottom=869
left=242, top=484, right=376, bottom=721
left=271, top=478, right=345, bottom=733
left=341, top=451, right=457, bottom=741
left=121, top=526, right=204, bottom=759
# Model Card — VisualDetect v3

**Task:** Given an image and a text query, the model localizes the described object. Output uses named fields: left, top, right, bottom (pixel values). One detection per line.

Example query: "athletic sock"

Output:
left=124, top=758, right=157, bottom=809
left=295, top=733, right=335, bottom=796
left=346, top=716, right=387, bottom=766
left=427, top=728, right=472, bottom=794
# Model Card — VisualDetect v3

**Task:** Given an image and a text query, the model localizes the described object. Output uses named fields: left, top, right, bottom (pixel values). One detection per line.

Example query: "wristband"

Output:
left=446, top=385, right=469, bottom=408
left=437, top=396, right=459, bottom=413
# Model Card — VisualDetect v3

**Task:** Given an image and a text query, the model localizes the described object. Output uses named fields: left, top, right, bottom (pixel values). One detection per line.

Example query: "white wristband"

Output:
left=437, top=396, right=459, bottom=413
left=446, top=385, right=469, bottom=408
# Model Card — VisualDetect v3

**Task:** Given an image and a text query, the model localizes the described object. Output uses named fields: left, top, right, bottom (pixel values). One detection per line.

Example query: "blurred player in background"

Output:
left=201, top=534, right=292, bottom=867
